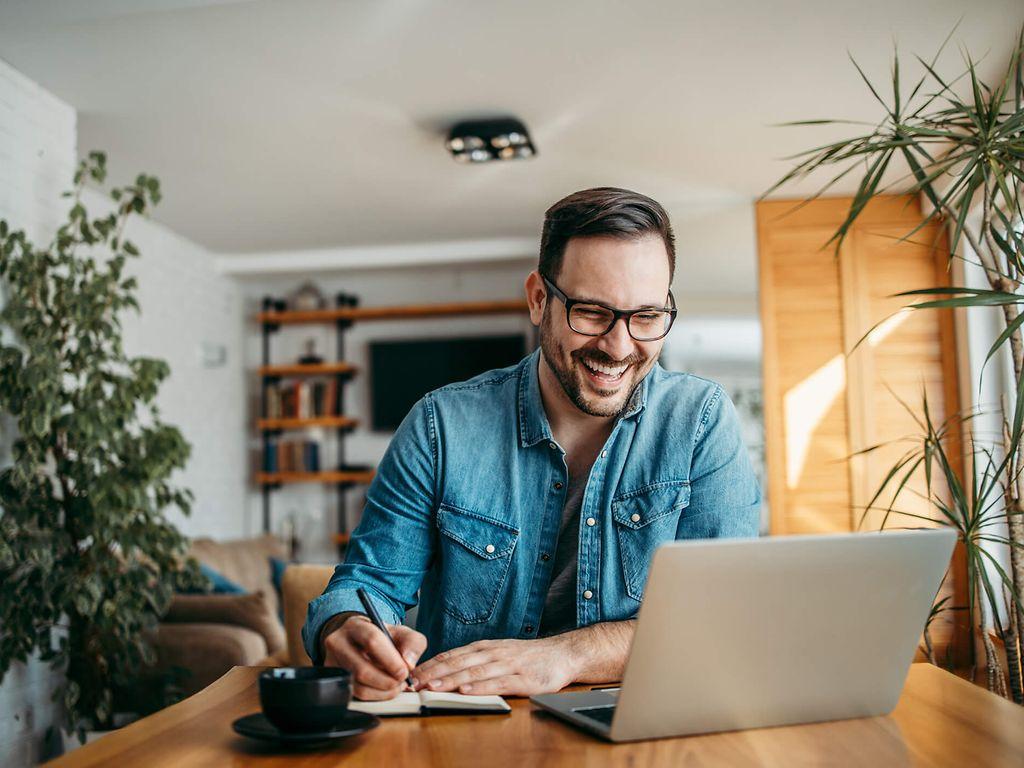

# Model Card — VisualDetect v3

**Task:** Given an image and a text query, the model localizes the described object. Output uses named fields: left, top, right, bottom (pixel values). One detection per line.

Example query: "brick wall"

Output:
left=0, top=55, right=76, bottom=768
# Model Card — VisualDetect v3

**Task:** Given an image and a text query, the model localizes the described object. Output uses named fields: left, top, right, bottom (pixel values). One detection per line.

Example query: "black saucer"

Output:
left=232, top=710, right=379, bottom=745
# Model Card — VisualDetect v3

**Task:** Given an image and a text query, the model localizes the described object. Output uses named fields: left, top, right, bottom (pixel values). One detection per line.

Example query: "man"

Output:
left=302, top=187, right=760, bottom=701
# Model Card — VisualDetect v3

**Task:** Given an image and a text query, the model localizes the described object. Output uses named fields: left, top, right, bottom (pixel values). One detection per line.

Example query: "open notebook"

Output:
left=347, top=690, right=511, bottom=717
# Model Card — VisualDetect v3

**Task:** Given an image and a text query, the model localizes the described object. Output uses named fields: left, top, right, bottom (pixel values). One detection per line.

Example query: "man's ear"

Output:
left=524, top=270, right=546, bottom=326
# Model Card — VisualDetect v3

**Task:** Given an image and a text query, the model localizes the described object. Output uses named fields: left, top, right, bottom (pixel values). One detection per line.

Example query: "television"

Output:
left=369, top=334, right=529, bottom=431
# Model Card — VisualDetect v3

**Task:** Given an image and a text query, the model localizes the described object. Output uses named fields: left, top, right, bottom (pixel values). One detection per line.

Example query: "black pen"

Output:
left=356, top=587, right=415, bottom=687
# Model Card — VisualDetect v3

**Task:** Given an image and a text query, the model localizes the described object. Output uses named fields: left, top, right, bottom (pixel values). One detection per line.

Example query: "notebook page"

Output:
left=347, top=691, right=423, bottom=716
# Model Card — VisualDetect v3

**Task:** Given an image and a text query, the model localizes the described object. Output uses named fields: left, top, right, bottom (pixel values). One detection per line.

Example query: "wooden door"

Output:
left=757, top=195, right=968, bottom=664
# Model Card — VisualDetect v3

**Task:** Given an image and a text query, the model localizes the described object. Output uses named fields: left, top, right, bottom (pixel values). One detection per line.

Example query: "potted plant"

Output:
left=0, top=152, right=204, bottom=742
left=765, top=26, right=1024, bottom=701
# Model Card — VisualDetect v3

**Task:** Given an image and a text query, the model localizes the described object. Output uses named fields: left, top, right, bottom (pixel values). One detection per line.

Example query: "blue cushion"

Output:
left=270, top=556, right=290, bottom=620
left=181, top=563, right=246, bottom=594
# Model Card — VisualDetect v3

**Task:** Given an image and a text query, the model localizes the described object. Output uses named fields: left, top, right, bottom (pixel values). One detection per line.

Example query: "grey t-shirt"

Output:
left=539, top=441, right=603, bottom=637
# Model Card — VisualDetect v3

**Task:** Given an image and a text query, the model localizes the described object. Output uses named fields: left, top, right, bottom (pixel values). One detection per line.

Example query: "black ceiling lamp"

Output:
left=446, top=117, right=536, bottom=163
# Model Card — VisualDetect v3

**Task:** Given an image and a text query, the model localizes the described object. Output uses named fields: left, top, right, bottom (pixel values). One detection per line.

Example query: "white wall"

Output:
left=82, top=188, right=248, bottom=541
left=0, top=55, right=76, bottom=768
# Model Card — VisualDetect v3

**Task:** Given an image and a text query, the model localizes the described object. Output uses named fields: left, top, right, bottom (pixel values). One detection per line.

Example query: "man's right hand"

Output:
left=321, top=613, right=428, bottom=701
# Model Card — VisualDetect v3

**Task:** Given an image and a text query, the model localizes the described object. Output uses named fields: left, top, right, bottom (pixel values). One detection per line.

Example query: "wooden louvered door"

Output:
left=757, top=195, right=968, bottom=665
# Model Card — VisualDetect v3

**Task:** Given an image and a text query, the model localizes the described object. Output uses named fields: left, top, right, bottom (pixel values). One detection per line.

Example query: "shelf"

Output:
left=259, top=362, right=357, bottom=377
left=258, top=299, right=529, bottom=325
left=258, top=416, right=359, bottom=431
left=256, top=470, right=376, bottom=486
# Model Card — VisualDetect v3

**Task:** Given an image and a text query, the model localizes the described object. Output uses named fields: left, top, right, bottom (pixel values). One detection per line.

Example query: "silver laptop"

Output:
left=531, top=529, right=956, bottom=742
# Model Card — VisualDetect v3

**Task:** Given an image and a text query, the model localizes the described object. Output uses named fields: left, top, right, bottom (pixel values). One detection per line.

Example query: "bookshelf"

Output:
left=258, top=293, right=530, bottom=555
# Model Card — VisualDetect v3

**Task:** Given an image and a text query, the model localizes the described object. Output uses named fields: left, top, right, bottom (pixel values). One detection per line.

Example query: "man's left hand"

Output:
left=411, top=635, right=578, bottom=696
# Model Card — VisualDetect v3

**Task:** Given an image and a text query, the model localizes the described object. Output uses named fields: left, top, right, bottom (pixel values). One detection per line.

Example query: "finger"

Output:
left=427, top=661, right=513, bottom=693
left=414, top=650, right=497, bottom=689
left=334, top=642, right=407, bottom=691
left=413, top=642, right=491, bottom=681
left=391, top=626, right=428, bottom=668
left=352, top=679, right=404, bottom=701
left=349, top=621, right=409, bottom=681
left=457, top=675, right=528, bottom=696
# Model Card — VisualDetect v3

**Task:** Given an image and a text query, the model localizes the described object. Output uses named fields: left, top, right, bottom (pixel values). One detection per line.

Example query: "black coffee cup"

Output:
left=259, top=667, right=352, bottom=733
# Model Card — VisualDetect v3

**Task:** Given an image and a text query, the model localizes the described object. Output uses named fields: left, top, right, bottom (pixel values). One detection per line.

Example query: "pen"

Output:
left=356, top=587, right=415, bottom=687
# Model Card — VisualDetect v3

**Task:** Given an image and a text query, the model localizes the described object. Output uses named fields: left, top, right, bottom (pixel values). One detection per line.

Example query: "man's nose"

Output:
left=595, top=316, right=635, bottom=361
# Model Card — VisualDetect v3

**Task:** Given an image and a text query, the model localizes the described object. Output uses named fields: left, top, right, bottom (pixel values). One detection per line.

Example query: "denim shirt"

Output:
left=303, top=348, right=761, bottom=663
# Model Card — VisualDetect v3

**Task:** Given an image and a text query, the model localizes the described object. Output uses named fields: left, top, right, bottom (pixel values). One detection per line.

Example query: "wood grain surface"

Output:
left=47, top=664, right=1024, bottom=767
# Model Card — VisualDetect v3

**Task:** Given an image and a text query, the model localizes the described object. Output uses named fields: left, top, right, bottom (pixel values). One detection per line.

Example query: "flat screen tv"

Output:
left=369, top=335, right=529, bottom=431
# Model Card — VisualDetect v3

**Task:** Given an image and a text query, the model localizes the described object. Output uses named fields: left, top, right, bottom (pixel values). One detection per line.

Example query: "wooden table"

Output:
left=48, top=664, right=1024, bottom=767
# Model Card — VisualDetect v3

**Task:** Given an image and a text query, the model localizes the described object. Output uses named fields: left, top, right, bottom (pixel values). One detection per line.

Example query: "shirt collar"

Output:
left=517, top=348, right=650, bottom=448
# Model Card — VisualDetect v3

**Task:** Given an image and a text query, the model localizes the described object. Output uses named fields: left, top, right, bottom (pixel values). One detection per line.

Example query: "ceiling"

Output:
left=0, top=0, right=1020, bottom=257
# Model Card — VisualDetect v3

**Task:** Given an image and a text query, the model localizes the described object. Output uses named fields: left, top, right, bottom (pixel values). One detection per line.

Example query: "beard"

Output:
left=538, top=306, right=650, bottom=418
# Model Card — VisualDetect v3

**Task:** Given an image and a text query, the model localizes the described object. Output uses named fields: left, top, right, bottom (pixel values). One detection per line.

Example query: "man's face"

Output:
left=536, top=234, right=672, bottom=418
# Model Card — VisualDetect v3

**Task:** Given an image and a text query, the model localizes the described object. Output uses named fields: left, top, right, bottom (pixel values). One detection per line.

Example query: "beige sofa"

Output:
left=152, top=535, right=292, bottom=697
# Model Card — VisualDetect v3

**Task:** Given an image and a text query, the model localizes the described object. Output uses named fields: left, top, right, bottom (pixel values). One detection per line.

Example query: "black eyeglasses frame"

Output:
left=541, top=275, right=677, bottom=342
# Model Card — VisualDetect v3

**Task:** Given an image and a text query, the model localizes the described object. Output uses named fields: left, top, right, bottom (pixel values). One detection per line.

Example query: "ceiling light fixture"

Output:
left=446, top=117, right=536, bottom=163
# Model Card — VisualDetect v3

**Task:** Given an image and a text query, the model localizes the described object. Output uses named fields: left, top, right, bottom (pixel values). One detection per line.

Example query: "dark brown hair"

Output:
left=538, top=187, right=676, bottom=280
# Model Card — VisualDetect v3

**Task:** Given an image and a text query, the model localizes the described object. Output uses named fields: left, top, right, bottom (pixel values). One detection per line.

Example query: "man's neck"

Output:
left=537, top=355, right=616, bottom=448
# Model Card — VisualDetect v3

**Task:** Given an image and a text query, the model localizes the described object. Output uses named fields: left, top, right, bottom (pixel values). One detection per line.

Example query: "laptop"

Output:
left=530, top=528, right=956, bottom=742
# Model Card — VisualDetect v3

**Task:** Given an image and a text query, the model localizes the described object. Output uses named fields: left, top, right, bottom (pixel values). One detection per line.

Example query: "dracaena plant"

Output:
left=765, top=26, right=1024, bottom=702
left=0, top=152, right=204, bottom=740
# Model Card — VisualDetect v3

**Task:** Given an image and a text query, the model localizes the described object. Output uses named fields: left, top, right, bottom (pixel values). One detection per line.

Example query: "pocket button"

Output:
left=485, top=544, right=495, bottom=554
left=630, top=513, right=641, bottom=523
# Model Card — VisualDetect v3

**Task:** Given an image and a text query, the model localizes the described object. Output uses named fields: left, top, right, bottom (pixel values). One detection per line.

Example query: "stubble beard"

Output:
left=538, top=307, right=648, bottom=418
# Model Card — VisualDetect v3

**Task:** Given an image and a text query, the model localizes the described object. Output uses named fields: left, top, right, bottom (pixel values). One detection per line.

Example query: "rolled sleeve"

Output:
left=302, top=397, right=438, bottom=664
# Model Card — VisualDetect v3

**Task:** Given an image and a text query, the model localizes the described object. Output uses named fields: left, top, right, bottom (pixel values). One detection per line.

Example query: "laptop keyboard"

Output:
left=573, top=705, right=617, bottom=727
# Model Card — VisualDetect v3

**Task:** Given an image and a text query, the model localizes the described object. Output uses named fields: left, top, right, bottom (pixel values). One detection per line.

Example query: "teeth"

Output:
left=583, top=359, right=627, bottom=377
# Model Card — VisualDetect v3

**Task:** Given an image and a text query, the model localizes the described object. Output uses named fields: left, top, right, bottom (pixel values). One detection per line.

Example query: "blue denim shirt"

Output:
left=303, top=348, right=761, bottom=663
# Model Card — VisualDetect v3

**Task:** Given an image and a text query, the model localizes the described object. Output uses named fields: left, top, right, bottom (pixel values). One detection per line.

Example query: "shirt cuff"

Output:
left=302, top=587, right=404, bottom=665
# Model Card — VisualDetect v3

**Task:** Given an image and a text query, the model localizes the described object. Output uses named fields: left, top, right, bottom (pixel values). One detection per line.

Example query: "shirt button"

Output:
left=525, top=625, right=535, bottom=634
left=553, top=481, right=563, bottom=490
left=586, top=517, right=597, bottom=527
left=548, top=442, right=558, bottom=450
left=630, top=513, right=641, bottom=523
left=540, top=553, right=551, bottom=562
left=583, top=590, right=594, bottom=600
left=485, top=544, right=495, bottom=554
left=601, top=450, right=607, bottom=458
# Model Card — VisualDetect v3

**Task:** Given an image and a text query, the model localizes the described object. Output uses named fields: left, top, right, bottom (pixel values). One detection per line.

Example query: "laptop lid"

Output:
left=609, top=529, right=956, bottom=742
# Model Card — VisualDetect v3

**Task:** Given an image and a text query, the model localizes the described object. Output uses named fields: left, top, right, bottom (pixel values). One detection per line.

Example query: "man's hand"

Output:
left=411, top=635, right=579, bottom=696
left=322, top=614, right=427, bottom=701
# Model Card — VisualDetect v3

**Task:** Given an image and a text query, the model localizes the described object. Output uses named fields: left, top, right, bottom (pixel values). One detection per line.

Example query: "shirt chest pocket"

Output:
left=436, top=504, right=520, bottom=624
left=612, top=480, right=691, bottom=602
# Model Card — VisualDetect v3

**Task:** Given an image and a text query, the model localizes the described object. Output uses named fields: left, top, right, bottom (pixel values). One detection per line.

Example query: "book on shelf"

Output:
left=263, top=439, right=321, bottom=473
left=264, top=379, right=337, bottom=420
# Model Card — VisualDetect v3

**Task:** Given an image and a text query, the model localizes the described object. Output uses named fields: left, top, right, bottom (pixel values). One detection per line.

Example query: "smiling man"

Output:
left=302, top=187, right=761, bottom=700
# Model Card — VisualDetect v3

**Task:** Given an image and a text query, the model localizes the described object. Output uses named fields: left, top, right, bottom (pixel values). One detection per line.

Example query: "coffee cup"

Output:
left=259, top=667, right=352, bottom=733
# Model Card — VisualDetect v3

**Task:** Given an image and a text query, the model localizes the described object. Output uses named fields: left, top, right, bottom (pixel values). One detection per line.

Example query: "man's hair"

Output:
left=538, top=187, right=676, bottom=280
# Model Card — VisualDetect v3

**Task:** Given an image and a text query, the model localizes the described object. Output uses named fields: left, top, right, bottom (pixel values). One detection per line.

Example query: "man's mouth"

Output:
left=579, top=357, right=630, bottom=386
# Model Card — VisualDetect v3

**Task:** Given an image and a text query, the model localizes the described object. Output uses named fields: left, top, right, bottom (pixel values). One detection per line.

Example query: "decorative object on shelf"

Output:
left=0, top=152, right=205, bottom=741
left=298, top=338, right=323, bottom=365
left=289, top=281, right=326, bottom=311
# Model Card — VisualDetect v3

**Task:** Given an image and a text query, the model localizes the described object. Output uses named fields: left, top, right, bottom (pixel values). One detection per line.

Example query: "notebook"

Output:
left=347, top=690, right=511, bottom=717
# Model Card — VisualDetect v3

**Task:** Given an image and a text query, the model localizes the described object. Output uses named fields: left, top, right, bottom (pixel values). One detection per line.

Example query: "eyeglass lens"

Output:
left=568, top=304, right=672, bottom=341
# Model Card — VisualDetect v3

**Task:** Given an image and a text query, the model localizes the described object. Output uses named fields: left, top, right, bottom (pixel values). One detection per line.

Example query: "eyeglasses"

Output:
left=542, top=276, right=677, bottom=342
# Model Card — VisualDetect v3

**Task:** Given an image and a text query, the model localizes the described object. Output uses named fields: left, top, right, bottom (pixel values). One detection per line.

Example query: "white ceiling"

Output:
left=0, top=0, right=1020, bottom=260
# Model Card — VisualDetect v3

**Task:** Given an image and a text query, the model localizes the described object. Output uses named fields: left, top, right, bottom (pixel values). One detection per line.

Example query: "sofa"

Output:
left=151, top=535, right=293, bottom=697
